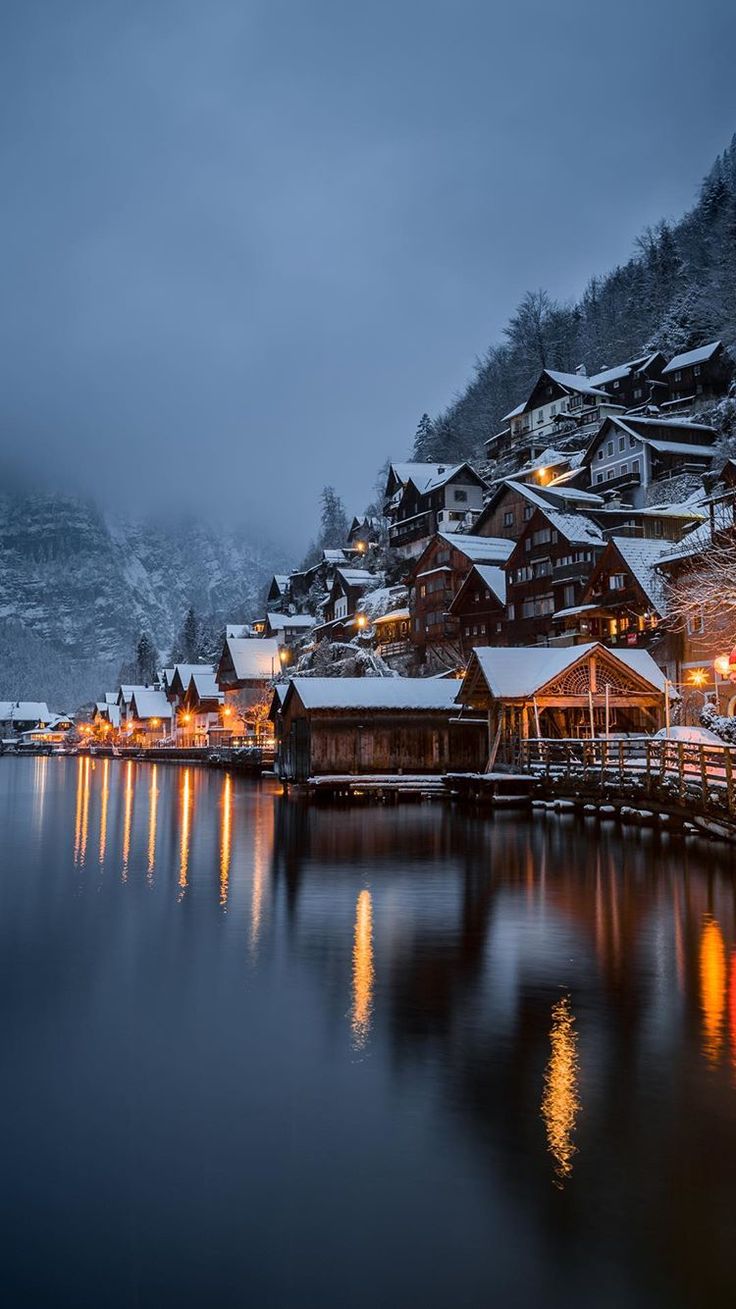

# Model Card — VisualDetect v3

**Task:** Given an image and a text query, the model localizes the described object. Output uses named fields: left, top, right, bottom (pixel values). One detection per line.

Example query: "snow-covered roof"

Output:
left=541, top=511, right=604, bottom=546
left=322, top=549, right=348, bottom=563
left=267, top=612, right=314, bottom=629
left=225, top=637, right=280, bottom=681
left=501, top=479, right=603, bottom=510
left=389, top=462, right=471, bottom=495
left=472, top=564, right=507, bottom=604
left=226, top=623, right=250, bottom=639
left=130, top=689, right=172, bottom=720
left=553, top=603, right=602, bottom=619
left=438, top=532, right=514, bottom=563
left=104, top=691, right=118, bottom=705
left=286, top=677, right=464, bottom=713
left=358, top=586, right=408, bottom=620
left=336, top=568, right=382, bottom=589
left=270, top=574, right=289, bottom=590
left=608, top=536, right=671, bottom=614
left=463, top=643, right=668, bottom=699
left=643, top=439, right=716, bottom=459
left=589, top=354, right=654, bottom=386
left=188, top=671, right=223, bottom=702
left=0, top=701, right=51, bottom=723
left=656, top=520, right=713, bottom=563
left=373, top=607, right=410, bottom=623
left=544, top=369, right=609, bottom=399
left=662, top=341, right=721, bottom=374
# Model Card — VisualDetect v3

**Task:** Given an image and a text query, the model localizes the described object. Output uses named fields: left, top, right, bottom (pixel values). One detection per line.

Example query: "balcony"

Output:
left=388, top=510, right=435, bottom=548
left=595, top=470, right=641, bottom=494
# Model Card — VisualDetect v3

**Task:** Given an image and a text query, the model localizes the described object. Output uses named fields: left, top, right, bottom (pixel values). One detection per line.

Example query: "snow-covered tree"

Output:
left=135, top=631, right=158, bottom=684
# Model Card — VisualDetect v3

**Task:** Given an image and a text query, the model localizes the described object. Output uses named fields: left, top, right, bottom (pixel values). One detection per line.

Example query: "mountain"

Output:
left=0, top=490, right=287, bottom=709
left=413, top=134, right=736, bottom=462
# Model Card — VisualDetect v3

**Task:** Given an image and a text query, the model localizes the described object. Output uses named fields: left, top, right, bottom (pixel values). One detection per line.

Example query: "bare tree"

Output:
left=663, top=535, right=736, bottom=644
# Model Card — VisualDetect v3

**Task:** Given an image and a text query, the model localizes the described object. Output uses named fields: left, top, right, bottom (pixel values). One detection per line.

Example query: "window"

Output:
left=653, top=519, right=663, bottom=538
left=633, top=388, right=642, bottom=400
left=687, top=609, right=705, bottom=635
left=607, top=469, right=614, bottom=480
left=632, top=459, right=640, bottom=475
left=673, top=370, right=682, bottom=382
left=629, top=435, right=636, bottom=448
left=694, top=364, right=702, bottom=377
left=613, top=380, right=620, bottom=390
left=507, top=604, right=515, bottom=621
left=533, top=558, right=552, bottom=578
left=618, top=436, right=626, bottom=452
left=496, top=622, right=503, bottom=633
left=550, top=404, right=556, bottom=416
left=523, top=505, right=534, bottom=520
left=597, top=449, right=604, bottom=461
left=420, top=584, right=426, bottom=598
left=532, top=527, right=552, bottom=546
left=607, top=441, right=614, bottom=456
left=503, top=510, right=514, bottom=526
left=454, top=489, right=468, bottom=503
left=562, top=584, right=575, bottom=607
left=610, top=573, right=627, bottom=590
left=596, top=473, right=604, bottom=483
left=521, top=594, right=555, bottom=619
left=620, top=462, right=628, bottom=475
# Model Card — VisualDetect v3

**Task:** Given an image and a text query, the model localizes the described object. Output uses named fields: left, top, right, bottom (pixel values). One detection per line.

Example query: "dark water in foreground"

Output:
left=1, top=757, right=735, bottom=1308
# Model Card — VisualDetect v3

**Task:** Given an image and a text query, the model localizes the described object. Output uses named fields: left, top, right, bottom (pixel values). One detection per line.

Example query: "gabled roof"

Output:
left=656, top=519, right=713, bottom=564
left=0, top=701, right=51, bottom=723
left=268, top=612, right=314, bottom=629
left=104, top=691, right=118, bottom=705
left=437, top=532, right=514, bottom=564
left=459, top=642, right=668, bottom=701
left=448, top=563, right=506, bottom=614
left=536, top=509, right=604, bottom=546
left=589, top=353, right=662, bottom=387
left=284, top=677, right=464, bottom=714
left=130, top=689, right=172, bottom=720
left=334, top=568, right=381, bottom=590
left=582, top=413, right=717, bottom=462
left=605, top=537, right=672, bottom=614
left=222, top=637, right=280, bottom=681
left=662, top=341, right=722, bottom=374
left=186, top=671, right=223, bottom=702
left=544, top=369, right=610, bottom=398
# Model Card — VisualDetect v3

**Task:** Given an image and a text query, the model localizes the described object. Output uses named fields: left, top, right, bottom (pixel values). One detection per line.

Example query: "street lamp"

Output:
left=714, top=648, right=736, bottom=681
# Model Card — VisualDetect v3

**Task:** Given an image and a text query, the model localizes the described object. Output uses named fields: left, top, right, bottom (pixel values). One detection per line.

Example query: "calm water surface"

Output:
left=1, top=756, right=735, bottom=1307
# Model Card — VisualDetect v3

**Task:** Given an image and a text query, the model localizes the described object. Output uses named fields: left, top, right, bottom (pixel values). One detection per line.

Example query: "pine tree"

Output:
left=412, top=414, right=434, bottom=459
left=135, top=632, right=158, bottom=684
left=317, top=486, right=349, bottom=550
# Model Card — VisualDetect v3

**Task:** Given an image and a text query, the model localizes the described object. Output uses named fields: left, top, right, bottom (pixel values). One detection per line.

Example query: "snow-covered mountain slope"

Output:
left=0, top=491, right=286, bottom=705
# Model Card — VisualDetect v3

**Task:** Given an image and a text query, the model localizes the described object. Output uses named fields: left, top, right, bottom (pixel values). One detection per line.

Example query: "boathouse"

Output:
left=277, top=677, right=486, bottom=781
left=457, top=643, right=670, bottom=760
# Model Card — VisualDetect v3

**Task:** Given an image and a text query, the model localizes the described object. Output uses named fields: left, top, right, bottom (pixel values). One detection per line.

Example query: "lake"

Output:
left=1, top=755, right=735, bottom=1307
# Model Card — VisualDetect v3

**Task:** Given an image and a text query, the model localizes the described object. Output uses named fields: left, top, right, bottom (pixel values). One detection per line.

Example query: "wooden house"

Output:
left=263, top=612, right=315, bottom=645
left=551, top=536, right=672, bottom=651
left=661, top=341, right=732, bottom=406
left=128, top=689, right=172, bottom=744
left=347, top=516, right=381, bottom=557
left=266, top=574, right=290, bottom=611
left=276, top=677, right=486, bottom=781
left=179, top=670, right=224, bottom=745
left=323, top=569, right=381, bottom=624
left=485, top=368, right=623, bottom=467
left=583, top=415, right=718, bottom=507
left=0, top=701, right=52, bottom=738
left=384, top=462, right=487, bottom=558
left=448, top=564, right=507, bottom=658
left=215, top=636, right=280, bottom=710
left=457, top=643, right=669, bottom=757
left=473, top=478, right=604, bottom=541
left=372, top=608, right=411, bottom=661
left=587, top=352, right=667, bottom=410
left=409, top=532, right=513, bottom=670
left=505, top=508, right=604, bottom=646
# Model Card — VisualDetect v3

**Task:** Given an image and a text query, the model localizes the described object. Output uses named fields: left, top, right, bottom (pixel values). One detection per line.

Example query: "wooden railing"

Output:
left=508, top=736, right=736, bottom=827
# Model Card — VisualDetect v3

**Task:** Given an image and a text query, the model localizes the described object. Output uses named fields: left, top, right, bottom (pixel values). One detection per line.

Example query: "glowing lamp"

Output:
left=356, top=614, right=367, bottom=629
left=687, top=668, right=707, bottom=688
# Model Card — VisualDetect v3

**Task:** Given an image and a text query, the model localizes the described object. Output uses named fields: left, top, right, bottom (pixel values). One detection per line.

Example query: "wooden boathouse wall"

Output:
left=279, top=707, right=486, bottom=781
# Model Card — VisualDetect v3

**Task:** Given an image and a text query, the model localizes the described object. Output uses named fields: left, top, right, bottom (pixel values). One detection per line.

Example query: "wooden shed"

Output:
left=277, top=677, right=486, bottom=781
left=457, top=642, right=669, bottom=763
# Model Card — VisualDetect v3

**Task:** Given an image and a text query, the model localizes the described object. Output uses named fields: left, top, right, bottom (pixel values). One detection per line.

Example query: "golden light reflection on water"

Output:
left=99, top=758, right=110, bottom=865
left=541, top=995, right=580, bottom=1186
left=122, top=760, right=134, bottom=880
left=147, top=765, right=158, bottom=882
left=76, top=756, right=91, bottom=866
left=73, top=756, right=84, bottom=864
left=219, top=773, right=232, bottom=907
left=250, top=791, right=273, bottom=952
left=351, top=889, right=374, bottom=1051
left=700, top=917, right=726, bottom=1066
left=178, top=768, right=192, bottom=896
left=33, top=755, right=48, bottom=831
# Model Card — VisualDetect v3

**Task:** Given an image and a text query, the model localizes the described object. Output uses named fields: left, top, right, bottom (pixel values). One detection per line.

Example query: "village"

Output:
left=3, top=339, right=736, bottom=829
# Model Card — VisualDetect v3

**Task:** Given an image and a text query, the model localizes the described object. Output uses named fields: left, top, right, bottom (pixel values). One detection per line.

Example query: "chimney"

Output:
left=575, top=363, right=587, bottom=377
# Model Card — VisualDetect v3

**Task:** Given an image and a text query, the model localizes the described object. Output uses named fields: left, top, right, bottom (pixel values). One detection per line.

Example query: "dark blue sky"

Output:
left=1, top=0, right=735, bottom=548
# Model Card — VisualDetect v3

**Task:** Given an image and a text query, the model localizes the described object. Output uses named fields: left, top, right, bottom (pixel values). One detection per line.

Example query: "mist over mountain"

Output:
left=0, top=489, right=288, bottom=708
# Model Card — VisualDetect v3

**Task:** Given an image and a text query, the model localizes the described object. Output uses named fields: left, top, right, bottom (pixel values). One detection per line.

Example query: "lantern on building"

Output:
left=714, top=647, right=736, bottom=682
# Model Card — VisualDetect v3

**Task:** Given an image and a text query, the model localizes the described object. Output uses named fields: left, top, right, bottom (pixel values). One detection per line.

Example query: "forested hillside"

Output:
left=414, top=135, right=736, bottom=461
